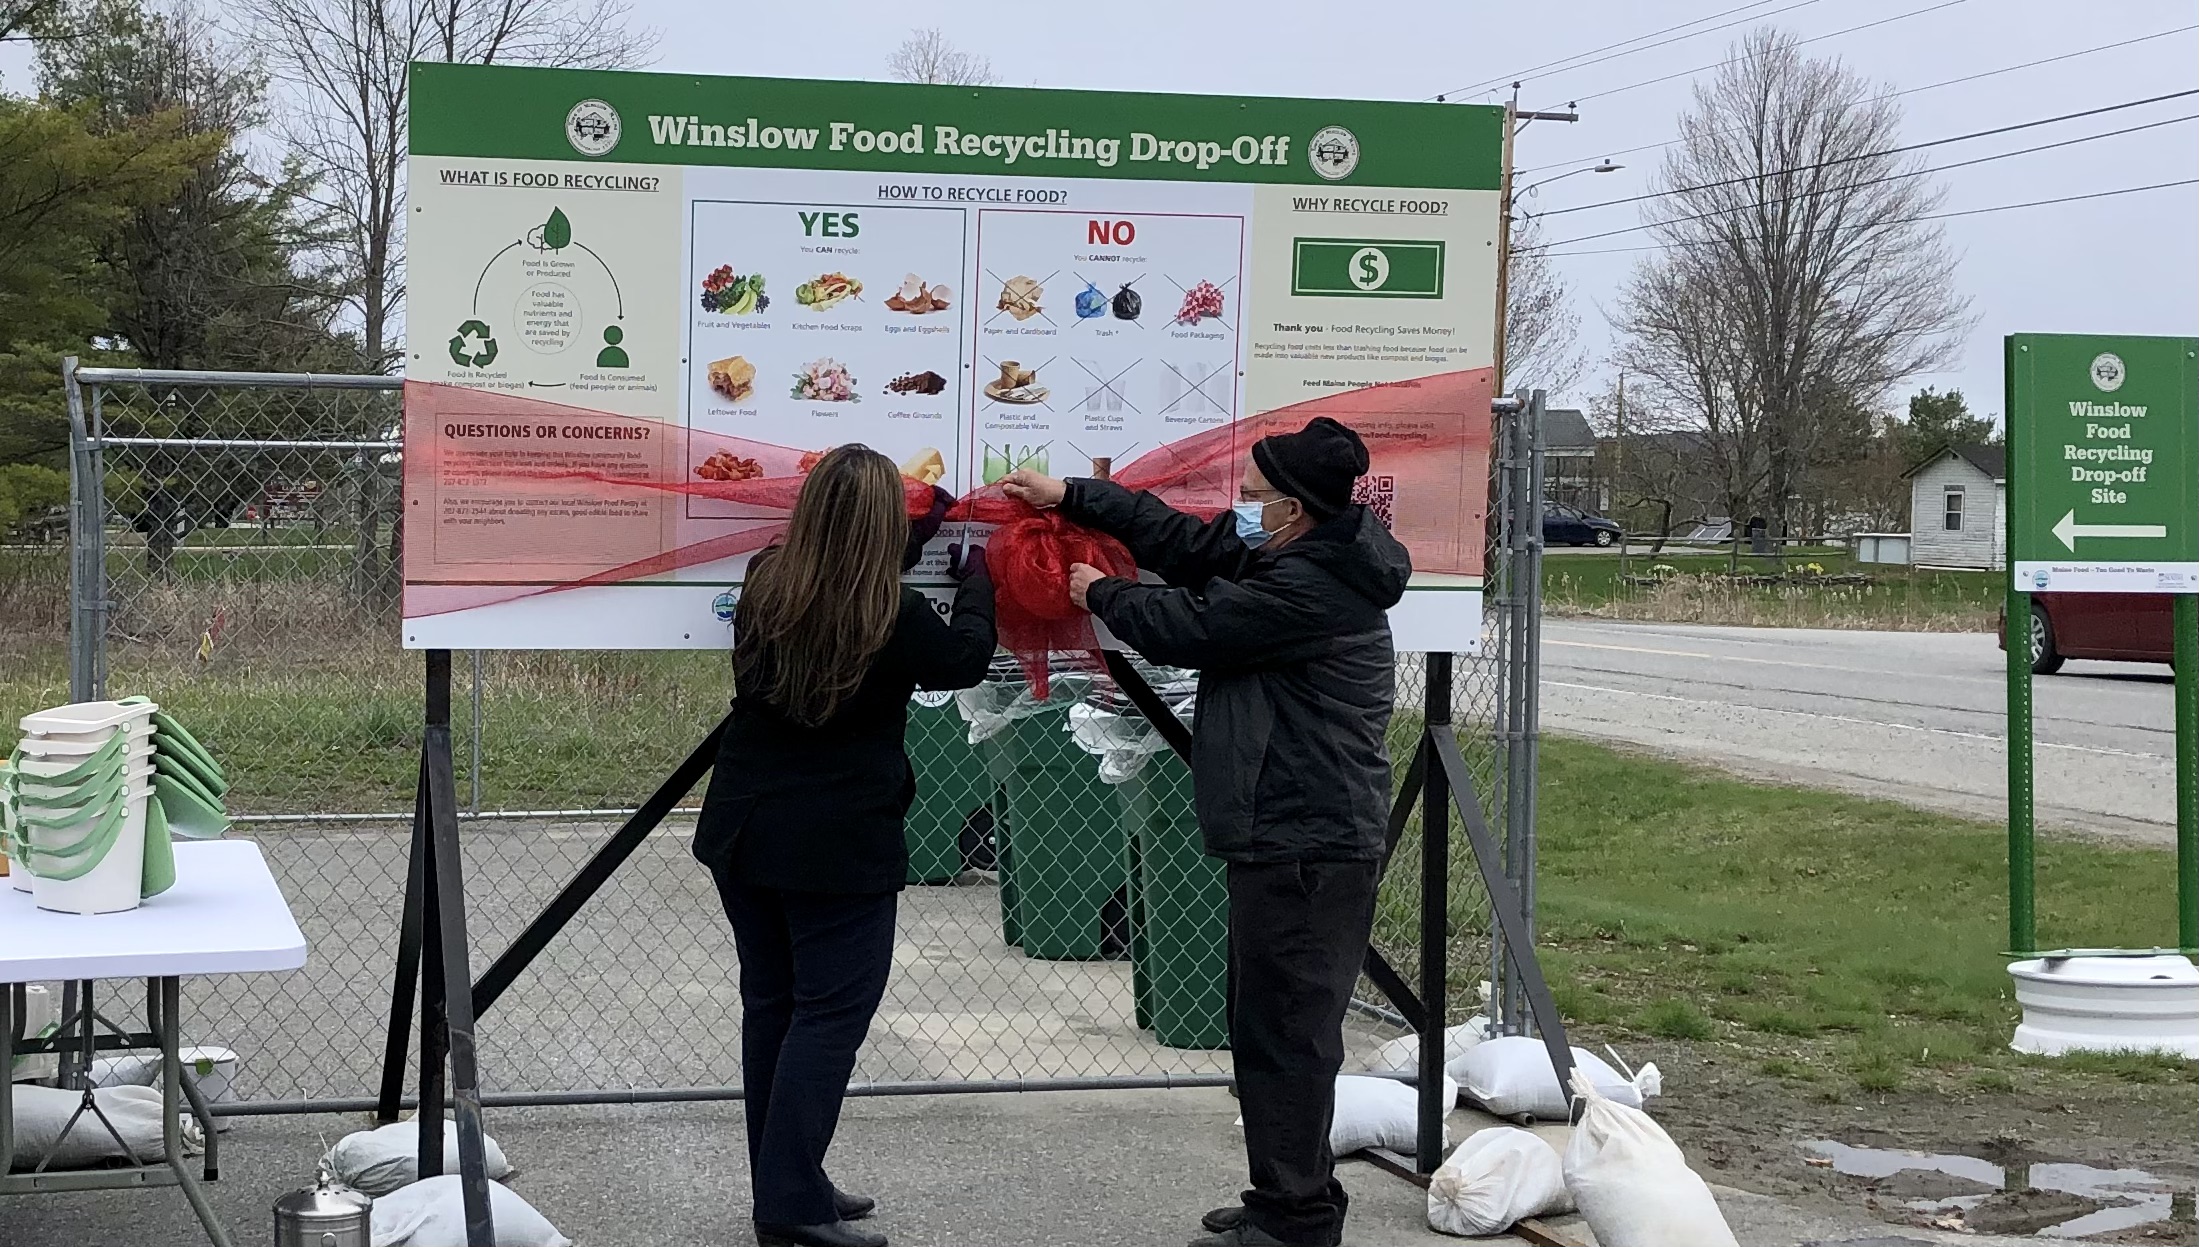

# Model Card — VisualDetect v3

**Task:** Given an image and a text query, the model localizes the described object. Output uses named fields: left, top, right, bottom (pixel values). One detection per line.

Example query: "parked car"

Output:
left=1999, top=593, right=2174, bottom=674
left=1543, top=502, right=1624, bottom=548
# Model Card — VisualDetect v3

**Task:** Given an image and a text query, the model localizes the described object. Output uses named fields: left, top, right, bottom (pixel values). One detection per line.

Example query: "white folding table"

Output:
left=1, top=840, right=307, bottom=1247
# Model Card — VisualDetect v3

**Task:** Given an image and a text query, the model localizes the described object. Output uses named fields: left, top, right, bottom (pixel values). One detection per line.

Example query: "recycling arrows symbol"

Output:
left=448, top=319, right=499, bottom=368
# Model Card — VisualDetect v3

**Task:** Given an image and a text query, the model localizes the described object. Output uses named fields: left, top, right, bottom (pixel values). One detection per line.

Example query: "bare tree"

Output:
left=243, top=0, right=657, bottom=374
left=1503, top=215, right=1586, bottom=397
left=1609, top=27, right=1971, bottom=537
left=885, top=27, right=996, bottom=86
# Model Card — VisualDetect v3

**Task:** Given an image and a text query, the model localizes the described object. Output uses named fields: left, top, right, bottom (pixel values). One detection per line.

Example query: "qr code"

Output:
left=1352, top=475, right=1396, bottom=530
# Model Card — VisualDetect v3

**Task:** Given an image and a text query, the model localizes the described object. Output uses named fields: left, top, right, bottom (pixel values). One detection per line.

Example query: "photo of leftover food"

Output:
left=1174, top=280, right=1225, bottom=325
left=886, top=370, right=949, bottom=395
left=794, top=272, right=863, bottom=311
left=695, top=450, right=765, bottom=482
left=900, top=448, right=945, bottom=486
left=1111, top=281, right=1142, bottom=321
left=1074, top=281, right=1106, bottom=319
left=791, top=357, right=859, bottom=402
left=983, top=360, right=1049, bottom=405
left=996, top=275, right=1044, bottom=321
left=700, top=265, right=768, bottom=315
left=885, top=274, right=953, bottom=315
left=707, top=355, right=756, bottom=402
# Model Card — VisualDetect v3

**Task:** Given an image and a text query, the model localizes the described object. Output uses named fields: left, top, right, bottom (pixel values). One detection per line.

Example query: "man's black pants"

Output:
left=1227, top=859, right=1381, bottom=1246
left=713, top=871, right=897, bottom=1227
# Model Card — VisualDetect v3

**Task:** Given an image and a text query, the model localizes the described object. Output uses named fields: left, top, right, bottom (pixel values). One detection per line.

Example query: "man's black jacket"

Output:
left=1065, top=478, right=1410, bottom=863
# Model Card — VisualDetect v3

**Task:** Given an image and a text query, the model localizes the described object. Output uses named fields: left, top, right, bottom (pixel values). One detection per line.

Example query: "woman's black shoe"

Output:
left=833, top=1188, right=877, bottom=1220
left=754, top=1221, right=887, bottom=1247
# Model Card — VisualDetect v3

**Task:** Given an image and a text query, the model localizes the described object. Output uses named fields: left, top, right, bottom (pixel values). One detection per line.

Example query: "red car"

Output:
left=1999, top=593, right=2174, bottom=674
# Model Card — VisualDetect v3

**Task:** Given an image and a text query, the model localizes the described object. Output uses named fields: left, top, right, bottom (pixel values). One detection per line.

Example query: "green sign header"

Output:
left=2008, top=332, right=2199, bottom=594
left=409, top=64, right=1504, bottom=190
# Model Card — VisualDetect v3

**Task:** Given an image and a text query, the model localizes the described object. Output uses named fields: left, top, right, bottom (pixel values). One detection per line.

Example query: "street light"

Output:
left=1518, top=160, right=1623, bottom=198
left=1495, top=158, right=1621, bottom=391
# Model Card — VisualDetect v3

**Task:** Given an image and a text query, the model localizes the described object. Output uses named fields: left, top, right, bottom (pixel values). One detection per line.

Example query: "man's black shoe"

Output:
left=754, top=1220, right=886, bottom=1247
left=833, top=1188, right=876, bottom=1220
left=1201, top=1206, right=1247, bottom=1233
left=1186, top=1220, right=1291, bottom=1247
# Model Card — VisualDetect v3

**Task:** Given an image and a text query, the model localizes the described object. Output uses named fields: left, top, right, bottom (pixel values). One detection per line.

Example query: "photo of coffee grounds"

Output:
left=887, top=370, right=948, bottom=395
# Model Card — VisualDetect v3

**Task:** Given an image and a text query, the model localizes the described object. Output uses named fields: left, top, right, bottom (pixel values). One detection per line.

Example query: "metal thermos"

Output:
left=273, top=1161, right=372, bottom=1247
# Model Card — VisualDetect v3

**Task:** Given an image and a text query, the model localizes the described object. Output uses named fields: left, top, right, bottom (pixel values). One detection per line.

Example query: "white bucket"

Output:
left=9, top=984, right=56, bottom=1082
left=29, top=787, right=150, bottom=915
left=2010, top=954, right=2199, bottom=1058
left=18, top=700, right=159, bottom=742
left=14, top=720, right=154, bottom=759
left=181, top=1045, right=239, bottom=1130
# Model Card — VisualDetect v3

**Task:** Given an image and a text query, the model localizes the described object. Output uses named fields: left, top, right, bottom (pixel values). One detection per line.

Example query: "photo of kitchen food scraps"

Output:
left=794, top=272, right=862, bottom=311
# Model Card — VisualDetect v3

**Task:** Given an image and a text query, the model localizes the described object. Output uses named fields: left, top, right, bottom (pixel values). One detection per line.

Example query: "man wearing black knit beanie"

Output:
left=1006, top=416, right=1410, bottom=1247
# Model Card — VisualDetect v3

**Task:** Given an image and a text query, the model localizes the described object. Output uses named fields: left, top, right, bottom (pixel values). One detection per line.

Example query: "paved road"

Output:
left=1540, top=619, right=2179, bottom=844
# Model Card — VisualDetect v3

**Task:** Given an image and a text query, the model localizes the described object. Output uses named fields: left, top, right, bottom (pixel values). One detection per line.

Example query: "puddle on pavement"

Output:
left=1804, top=1140, right=2190, bottom=1238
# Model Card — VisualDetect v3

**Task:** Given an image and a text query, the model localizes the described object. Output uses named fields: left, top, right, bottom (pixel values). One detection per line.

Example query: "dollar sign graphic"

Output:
left=1358, top=253, right=1381, bottom=284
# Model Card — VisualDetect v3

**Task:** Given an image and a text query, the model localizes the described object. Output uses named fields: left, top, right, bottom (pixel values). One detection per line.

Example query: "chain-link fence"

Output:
left=24, top=363, right=1529, bottom=1109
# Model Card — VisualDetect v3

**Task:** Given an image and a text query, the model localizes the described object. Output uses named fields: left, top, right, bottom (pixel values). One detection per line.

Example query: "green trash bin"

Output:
left=903, top=691, right=989, bottom=885
left=1120, top=750, right=1229, bottom=1050
left=978, top=675, right=1129, bottom=961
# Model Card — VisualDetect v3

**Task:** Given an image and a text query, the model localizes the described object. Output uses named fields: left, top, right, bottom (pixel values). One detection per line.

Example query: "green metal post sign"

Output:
left=2008, top=333, right=2199, bottom=595
left=2003, top=332, right=2199, bottom=958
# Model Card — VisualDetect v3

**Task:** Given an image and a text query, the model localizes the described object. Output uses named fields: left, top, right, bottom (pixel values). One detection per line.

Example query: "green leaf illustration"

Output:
left=543, top=207, right=572, bottom=251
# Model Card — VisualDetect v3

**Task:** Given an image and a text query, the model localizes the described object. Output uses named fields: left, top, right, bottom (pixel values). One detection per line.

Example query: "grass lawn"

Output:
left=1544, top=547, right=2002, bottom=632
left=1534, top=735, right=2194, bottom=1092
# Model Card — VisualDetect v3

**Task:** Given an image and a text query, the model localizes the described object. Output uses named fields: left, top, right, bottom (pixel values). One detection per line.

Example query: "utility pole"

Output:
left=1490, top=85, right=1583, bottom=395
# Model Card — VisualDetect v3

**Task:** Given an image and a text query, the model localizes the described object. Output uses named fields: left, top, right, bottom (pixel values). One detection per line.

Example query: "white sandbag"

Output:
left=1328, top=1073, right=1457, bottom=1156
left=370, top=1176, right=571, bottom=1247
left=326, top=1120, right=514, bottom=1197
left=9, top=1083, right=198, bottom=1167
left=1563, top=1067, right=1737, bottom=1247
left=1366, top=1018, right=1492, bottom=1083
left=1427, top=1126, right=1573, bottom=1236
left=1456, top=1036, right=1660, bottom=1121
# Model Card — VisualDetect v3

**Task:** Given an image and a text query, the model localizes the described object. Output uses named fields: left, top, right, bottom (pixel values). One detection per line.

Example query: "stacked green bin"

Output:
left=902, top=692, right=990, bottom=885
left=979, top=676, right=1129, bottom=961
left=1120, top=750, right=1229, bottom=1049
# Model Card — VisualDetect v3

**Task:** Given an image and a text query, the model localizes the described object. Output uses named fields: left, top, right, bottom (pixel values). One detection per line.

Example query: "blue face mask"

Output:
left=1232, top=500, right=1271, bottom=546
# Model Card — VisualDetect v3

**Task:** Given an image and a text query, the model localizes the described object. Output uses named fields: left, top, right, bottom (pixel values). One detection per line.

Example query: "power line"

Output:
left=1527, top=113, right=2195, bottom=249
left=1429, top=0, right=1809, bottom=103
left=1517, top=21, right=2199, bottom=177
left=1532, top=88, right=2199, bottom=222
left=1538, top=0, right=1968, bottom=112
left=1537, top=179, right=2199, bottom=259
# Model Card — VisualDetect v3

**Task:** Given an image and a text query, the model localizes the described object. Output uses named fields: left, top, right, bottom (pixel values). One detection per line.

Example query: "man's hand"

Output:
left=1067, top=562, right=1107, bottom=611
left=1001, top=469, right=1067, bottom=510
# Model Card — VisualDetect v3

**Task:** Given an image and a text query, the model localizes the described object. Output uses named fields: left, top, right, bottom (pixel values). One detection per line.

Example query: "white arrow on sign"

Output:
left=2053, top=509, right=2168, bottom=552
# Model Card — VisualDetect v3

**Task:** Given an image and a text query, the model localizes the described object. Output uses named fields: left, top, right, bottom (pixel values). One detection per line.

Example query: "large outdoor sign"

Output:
left=400, top=64, right=1502, bottom=650
left=2007, top=333, right=2199, bottom=594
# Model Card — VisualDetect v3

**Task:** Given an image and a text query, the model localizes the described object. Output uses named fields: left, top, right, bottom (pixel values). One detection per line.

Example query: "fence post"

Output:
left=1416, top=652, right=1453, bottom=1173
left=62, top=359, right=102, bottom=703
left=1520, top=390, right=1547, bottom=998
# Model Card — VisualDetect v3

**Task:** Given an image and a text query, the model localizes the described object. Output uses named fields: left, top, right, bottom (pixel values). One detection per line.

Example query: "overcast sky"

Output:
left=7, top=0, right=2193, bottom=422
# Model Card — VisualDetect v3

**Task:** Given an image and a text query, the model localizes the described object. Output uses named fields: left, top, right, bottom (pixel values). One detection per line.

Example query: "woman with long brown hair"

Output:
left=693, top=445, right=993, bottom=1247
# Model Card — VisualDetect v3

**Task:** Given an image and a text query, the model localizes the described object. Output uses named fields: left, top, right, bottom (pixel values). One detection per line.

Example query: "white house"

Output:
left=1905, top=444, right=2005, bottom=570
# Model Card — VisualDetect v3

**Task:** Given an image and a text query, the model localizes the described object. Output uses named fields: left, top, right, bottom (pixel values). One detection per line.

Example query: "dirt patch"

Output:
left=1604, top=1038, right=2199, bottom=1244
